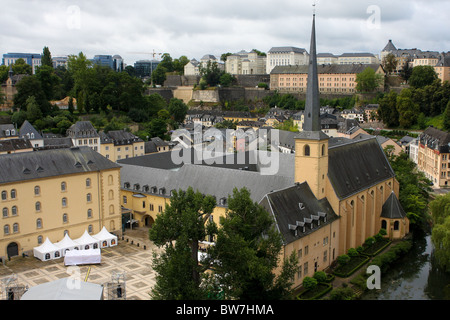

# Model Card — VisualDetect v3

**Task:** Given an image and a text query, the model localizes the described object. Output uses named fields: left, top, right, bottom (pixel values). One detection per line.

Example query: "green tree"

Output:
left=25, top=96, right=43, bottom=123
left=209, top=187, right=298, bottom=300
left=12, top=58, right=32, bottom=75
left=35, top=65, right=60, bottom=101
left=13, top=75, right=51, bottom=115
left=396, top=88, right=420, bottom=128
left=378, top=90, right=399, bottom=127
left=68, top=96, right=74, bottom=114
left=173, top=56, right=190, bottom=74
left=382, top=53, right=398, bottom=75
left=41, top=46, right=53, bottom=68
left=199, top=60, right=223, bottom=87
left=409, top=65, right=438, bottom=88
left=302, top=277, right=318, bottom=290
left=219, top=73, right=236, bottom=87
left=220, top=53, right=232, bottom=62
left=430, top=193, right=450, bottom=271
left=0, top=65, right=9, bottom=83
left=149, top=187, right=217, bottom=300
left=399, top=60, right=413, bottom=83
left=444, top=100, right=450, bottom=131
left=168, top=98, right=188, bottom=123
left=151, top=65, right=167, bottom=86
left=355, top=67, right=383, bottom=93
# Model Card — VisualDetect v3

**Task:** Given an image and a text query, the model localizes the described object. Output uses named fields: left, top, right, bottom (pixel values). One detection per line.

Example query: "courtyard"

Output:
left=0, top=227, right=159, bottom=300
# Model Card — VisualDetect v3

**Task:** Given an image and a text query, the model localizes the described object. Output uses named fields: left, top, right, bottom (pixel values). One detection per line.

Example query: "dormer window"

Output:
left=124, top=182, right=130, bottom=189
left=159, top=188, right=165, bottom=195
left=134, top=184, right=140, bottom=191
left=151, top=186, right=157, bottom=193
left=220, top=197, right=227, bottom=206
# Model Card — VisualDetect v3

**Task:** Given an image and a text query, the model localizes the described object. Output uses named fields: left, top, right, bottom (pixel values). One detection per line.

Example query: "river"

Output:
left=361, top=230, right=450, bottom=300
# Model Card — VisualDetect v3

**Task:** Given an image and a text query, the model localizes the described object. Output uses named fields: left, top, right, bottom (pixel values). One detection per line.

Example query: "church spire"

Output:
left=303, top=13, right=320, bottom=132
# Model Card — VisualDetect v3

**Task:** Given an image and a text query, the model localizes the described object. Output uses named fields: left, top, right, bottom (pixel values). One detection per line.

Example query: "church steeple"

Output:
left=303, top=13, right=320, bottom=132
left=294, top=12, right=329, bottom=200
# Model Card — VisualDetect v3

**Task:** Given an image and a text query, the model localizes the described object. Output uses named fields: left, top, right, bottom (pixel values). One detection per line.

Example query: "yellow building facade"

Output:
left=0, top=147, right=122, bottom=260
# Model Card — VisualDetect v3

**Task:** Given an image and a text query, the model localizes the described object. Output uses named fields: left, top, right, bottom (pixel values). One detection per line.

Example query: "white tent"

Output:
left=93, top=227, right=118, bottom=248
left=21, top=278, right=103, bottom=300
left=33, top=238, right=62, bottom=261
left=64, top=248, right=101, bottom=266
left=54, top=233, right=81, bottom=256
left=74, top=230, right=100, bottom=250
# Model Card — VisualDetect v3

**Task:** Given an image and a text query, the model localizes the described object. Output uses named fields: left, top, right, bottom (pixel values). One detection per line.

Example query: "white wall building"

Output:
left=266, top=47, right=309, bottom=74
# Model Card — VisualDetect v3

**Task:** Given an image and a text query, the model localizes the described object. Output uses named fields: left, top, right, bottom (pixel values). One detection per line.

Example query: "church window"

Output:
left=304, top=145, right=310, bottom=156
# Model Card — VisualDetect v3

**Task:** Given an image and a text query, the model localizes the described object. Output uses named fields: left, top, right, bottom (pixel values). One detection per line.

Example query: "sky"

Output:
left=1, top=0, right=449, bottom=66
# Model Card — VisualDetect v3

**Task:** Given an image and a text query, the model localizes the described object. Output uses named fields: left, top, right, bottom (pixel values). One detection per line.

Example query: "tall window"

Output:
left=35, top=202, right=41, bottom=212
left=11, top=206, right=17, bottom=216
left=86, top=178, right=91, bottom=188
left=10, top=189, right=16, bottom=199
left=63, top=213, right=68, bottom=223
left=2, top=207, right=8, bottom=218
left=4, top=225, right=10, bottom=235
left=34, top=186, right=40, bottom=196
left=62, top=197, right=67, bottom=207
left=36, top=218, right=42, bottom=229
left=61, top=182, right=66, bottom=192
left=86, top=193, right=92, bottom=203
left=1, top=191, right=7, bottom=200
left=87, top=209, right=93, bottom=219
left=304, top=145, right=310, bottom=156
left=13, top=223, right=19, bottom=233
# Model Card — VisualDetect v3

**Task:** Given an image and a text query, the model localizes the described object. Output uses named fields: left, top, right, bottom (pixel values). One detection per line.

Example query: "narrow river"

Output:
left=361, top=230, right=450, bottom=300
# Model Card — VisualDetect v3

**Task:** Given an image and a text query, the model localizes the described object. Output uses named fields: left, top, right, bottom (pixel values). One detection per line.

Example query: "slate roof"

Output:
left=19, top=120, right=43, bottom=140
left=66, top=121, right=99, bottom=138
left=268, top=47, right=307, bottom=54
left=382, top=40, right=397, bottom=52
left=99, top=130, right=143, bottom=146
left=419, top=126, right=450, bottom=153
left=0, top=139, right=33, bottom=153
left=271, top=63, right=381, bottom=75
left=120, top=159, right=294, bottom=207
left=381, top=192, right=407, bottom=219
left=0, top=124, right=17, bottom=139
left=0, top=146, right=120, bottom=185
left=260, top=182, right=339, bottom=245
left=327, top=137, right=395, bottom=199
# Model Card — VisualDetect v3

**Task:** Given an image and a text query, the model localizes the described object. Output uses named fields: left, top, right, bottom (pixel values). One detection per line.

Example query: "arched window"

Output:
left=109, top=204, right=115, bottom=214
left=381, top=220, right=387, bottom=230
left=108, top=175, right=113, bottom=185
left=86, top=178, right=91, bottom=188
left=11, top=206, right=17, bottom=216
left=36, top=218, right=42, bottom=229
left=2, top=207, right=8, bottom=218
left=86, top=193, right=92, bottom=202
left=61, top=182, right=66, bottom=192
left=37, top=235, right=43, bottom=244
left=62, top=213, right=68, bottom=223
left=108, top=190, right=114, bottom=200
left=62, top=197, right=67, bottom=207
left=88, top=224, right=93, bottom=233
left=13, top=223, right=19, bottom=233
left=1, top=191, right=7, bottom=200
left=10, top=189, right=16, bottom=199
left=304, top=144, right=310, bottom=156
left=87, top=209, right=92, bottom=218
left=45, top=253, right=50, bottom=260
left=4, top=225, right=10, bottom=235
left=394, top=221, right=399, bottom=230
left=34, top=186, right=40, bottom=196
left=321, top=144, right=325, bottom=156
left=35, top=202, right=41, bottom=212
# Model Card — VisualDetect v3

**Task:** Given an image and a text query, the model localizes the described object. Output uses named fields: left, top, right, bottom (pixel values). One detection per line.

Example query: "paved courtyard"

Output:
left=0, top=227, right=160, bottom=300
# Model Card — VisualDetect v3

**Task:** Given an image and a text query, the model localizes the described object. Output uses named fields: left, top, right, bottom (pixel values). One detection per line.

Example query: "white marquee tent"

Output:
left=74, top=230, right=100, bottom=250
left=54, top=233, right=81, bottom=256
left=33, top=238, right=62, bottom=261
left=93, top=227, right=118, bottom=248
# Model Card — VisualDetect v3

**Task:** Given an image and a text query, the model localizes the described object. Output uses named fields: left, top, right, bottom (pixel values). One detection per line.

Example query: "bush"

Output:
left=329, top=287, right=356, bottom=300
left=374, top=233, right=383, bottom=242
left=347, top=248, right=359, bottom=257
left=356, top=246, right=364, bottom=253
left=364, top=237, right=376, bottom=247
left=313, top=271, right=327, bottom=283
left=379, top=228, right=387, bottom=236
left=337, top=254, right=351, bottom=265
left=302, top=276, right=318, bottom=290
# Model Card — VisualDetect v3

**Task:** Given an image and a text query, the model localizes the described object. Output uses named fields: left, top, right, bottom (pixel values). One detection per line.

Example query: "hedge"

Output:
left=360, top=238, right=391, bottom=257
left=296, top=283, right=333, bottom=300
left=333, top=255, right=370, bottom=278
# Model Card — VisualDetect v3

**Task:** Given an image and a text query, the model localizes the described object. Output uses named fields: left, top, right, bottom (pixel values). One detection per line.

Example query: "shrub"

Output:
left=379, top=228, right=387, bottom=236
left=302, top=276, right=318, bottom=290
left=364, top=236, right=376, bottom=247
left=337, top=254, right=351, bottom=265
left=329, top=286, right=356, bottom=300
left=347, top=248, right=359, bottom=257
left=374, top=233, right=383, bottom=242
left=356, top=246, right=364, bottom=253
left=313, top=271, right=327, bottom=283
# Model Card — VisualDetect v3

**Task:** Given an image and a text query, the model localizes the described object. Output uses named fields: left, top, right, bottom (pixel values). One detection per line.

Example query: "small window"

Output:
left=61, top=182, right=66, bottom=192
left=62, top=197, right=67, bottom=207
left=35, top=202, right=41, bottom=212
left=34, top=186, right=40, bottom=196
left=88, top=224, right=93, bottom=234
left=13, top=223, right=19, bottom=233
left=37, top=235, right=43, bottom=244
left=123, top=196, right=127, bottom=204
left=10, top=189, right=16, bottom=199
left=87, top=209, right=93, bottom=218
left=86, top=193, right=92, bottom=202
left=63, top=213, right=68, bottom=223
left=4, top=225, right=10, bottom=235
left=86, top=178, right=91, bottom=188
left=394, top=221, right=399, bottom=231
left=11, top=206, right=17, bottom=216
left=1, top=191, right=7, bottom=200
left=2, top=207, right=8, bottom=218
left=36, top=218, right=42, bottom=229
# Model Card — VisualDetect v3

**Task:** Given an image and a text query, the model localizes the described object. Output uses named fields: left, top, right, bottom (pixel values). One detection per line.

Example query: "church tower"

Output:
left=294, top=13, right=329, bottom=200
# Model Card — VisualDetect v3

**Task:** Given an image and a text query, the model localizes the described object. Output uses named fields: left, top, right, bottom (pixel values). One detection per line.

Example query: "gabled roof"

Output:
left=66, top=121, right=99, bottom=138
left=328, top=137, right=395, bottom=199
left=382, top=40, right=397, bottom=52
left=0, top=146, right=120, bottom=184
left=261, top=182, right=338, bottom=245
left=381, top=192, right=407, bottom=219
left=19, top=120, right=43, bottom=140
left=0, top=139, right=32, bottom=153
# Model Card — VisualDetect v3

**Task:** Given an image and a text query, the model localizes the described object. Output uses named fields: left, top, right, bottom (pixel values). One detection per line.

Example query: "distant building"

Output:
left=1, top=67, right=29, bottom=110
left=52, top=56, right=69, bottom=69
left=91, top=55, right=114, bottom=69
left=184, top=59, right=200, bottom=76
left=225, top=50, right=266, bottom=75
left=266, top=47, right=309, bottom=74
left=134, top=60, right=160, bottom=78
left=112, top=55, right=124, bottom=72
left=19, top=120, right=44, bottom=148
left=66, top=121, right=100, bottom=152
left=270, top=63, right=384, bottom=94
left=317, top=53, right=338, bottom=65
left=417, top=126, right=450, bottom=187
left=99, top=130, right=144, bottom=161
left=435, top=54, right=450, bottom=84
left=337, top=53, right=379, bottom=65
left=2, top=53, right=41, bottom=74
